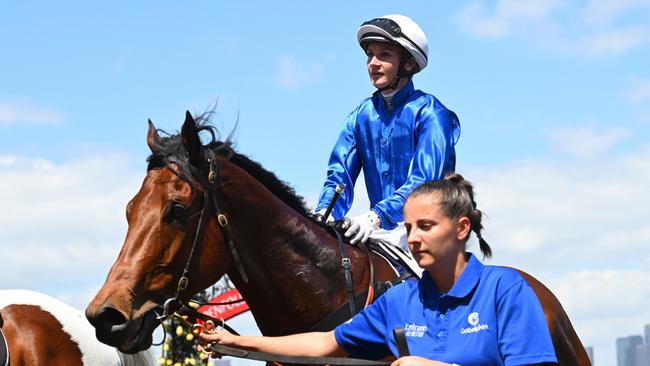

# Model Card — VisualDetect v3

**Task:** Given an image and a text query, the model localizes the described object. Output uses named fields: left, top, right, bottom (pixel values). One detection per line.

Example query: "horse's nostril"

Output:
left=101, top=307, right=128, bottom=330
left=89, top=306, right=130, bottom=346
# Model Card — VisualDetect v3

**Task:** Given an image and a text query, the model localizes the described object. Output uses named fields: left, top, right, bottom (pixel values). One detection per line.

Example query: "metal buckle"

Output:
left=178, top=276, right=189, bottom=291
left=218, top=214, right=228, bottom=227
left=162, top=298, right=182, bottom=317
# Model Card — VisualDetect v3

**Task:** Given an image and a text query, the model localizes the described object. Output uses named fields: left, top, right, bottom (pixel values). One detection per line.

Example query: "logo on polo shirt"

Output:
left=404, top=322, right=427, bottom=337
left=460, top=312, right=489, bottom=335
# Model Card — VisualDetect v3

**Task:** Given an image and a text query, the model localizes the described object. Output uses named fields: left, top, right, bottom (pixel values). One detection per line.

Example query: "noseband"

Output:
left=161, top=149, right=249, bottom=319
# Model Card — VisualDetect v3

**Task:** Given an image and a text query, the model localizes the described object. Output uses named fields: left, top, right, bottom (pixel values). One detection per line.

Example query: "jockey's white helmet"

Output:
left=357, top=14, right=429, bottom=73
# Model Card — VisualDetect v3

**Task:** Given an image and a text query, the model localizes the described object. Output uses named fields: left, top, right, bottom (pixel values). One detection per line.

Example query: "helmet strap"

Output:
left=377, top=52, right=412, bottom=93
left=378, top=75, right=402, bottom=92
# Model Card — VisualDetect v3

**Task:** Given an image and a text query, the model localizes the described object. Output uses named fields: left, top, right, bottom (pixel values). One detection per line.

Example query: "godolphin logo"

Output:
left=461, top=311, right=488, bottom=334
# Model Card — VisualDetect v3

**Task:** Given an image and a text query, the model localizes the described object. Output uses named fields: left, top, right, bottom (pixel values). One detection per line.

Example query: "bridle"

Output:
left=160, top=148, right=248, bottom=321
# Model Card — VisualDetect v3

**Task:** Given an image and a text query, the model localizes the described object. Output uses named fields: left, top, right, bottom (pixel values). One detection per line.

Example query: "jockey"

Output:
left=315, top=14, right=460, bottom=252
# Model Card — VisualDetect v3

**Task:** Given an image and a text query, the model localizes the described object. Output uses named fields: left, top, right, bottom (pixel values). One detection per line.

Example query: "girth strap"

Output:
left=210, top=344, right=389, bottom=366
left=335, top=230, right=356, bottom=317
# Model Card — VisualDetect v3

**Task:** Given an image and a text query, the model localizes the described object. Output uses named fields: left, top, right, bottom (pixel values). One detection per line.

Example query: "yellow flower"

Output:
left=186, top=333, right=194, bottom=341
left=157, top=357, right=165, bottom=365
left=176, top=325, right=184, bottom=336
left=166, top=359, right=173, bottom=366
left=174, top=363, right=182, bottom=366
left=163, top=344, right=170, bottom=351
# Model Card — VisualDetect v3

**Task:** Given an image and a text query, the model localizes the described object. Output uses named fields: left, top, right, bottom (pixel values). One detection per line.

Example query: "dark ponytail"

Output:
left=407, top=173, right=492, bottom=258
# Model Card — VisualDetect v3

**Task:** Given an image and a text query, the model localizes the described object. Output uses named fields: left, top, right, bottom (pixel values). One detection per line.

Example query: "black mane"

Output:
left=146, top=113, right=311, bottom=217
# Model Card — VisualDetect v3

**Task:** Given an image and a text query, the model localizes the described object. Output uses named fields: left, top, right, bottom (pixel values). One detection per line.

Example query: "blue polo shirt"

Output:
left=334, top=254, right=557, bottom=365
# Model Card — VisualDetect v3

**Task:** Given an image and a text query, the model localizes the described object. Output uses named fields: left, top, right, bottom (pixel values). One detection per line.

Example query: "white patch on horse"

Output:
left=0, top=289, right=155, bottom=366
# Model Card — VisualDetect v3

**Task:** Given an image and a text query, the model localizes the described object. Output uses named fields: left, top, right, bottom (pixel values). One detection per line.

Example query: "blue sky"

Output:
left=2, top=1, right=650, bottom=365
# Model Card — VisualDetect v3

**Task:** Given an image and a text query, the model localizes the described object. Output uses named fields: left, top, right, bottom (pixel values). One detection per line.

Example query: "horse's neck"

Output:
left=219, top=170, right=345, bottom=334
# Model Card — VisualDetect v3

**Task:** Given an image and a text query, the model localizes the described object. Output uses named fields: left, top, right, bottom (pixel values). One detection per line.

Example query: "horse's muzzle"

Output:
left=86, top=304, right=159, bottom=353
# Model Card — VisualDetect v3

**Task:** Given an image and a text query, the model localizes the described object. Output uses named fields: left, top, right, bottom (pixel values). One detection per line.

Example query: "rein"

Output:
left=209, top=344, right=390, bottom=366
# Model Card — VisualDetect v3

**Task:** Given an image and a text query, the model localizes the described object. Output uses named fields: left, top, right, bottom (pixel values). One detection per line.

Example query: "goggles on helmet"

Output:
left=360, top=18, right=428, bottom=62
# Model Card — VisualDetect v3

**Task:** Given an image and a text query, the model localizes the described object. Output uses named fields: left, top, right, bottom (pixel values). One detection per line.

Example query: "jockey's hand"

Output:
left=342, top=211, right=379, bottom=244
left=313, top=209, right=335, bottom=224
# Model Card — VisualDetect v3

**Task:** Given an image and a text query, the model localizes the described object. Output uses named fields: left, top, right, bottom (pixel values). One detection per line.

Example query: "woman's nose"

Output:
left=407, top=230, right=419, bottom=244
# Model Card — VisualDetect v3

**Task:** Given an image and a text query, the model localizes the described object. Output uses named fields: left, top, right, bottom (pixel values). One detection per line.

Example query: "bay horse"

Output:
left=86, top=111, right=590, bottom=365
left=0, top=289, right=155, bottom=366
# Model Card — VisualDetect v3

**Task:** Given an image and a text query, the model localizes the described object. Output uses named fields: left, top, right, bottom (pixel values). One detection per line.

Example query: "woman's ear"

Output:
left=457, top=216, right=471, bottom=242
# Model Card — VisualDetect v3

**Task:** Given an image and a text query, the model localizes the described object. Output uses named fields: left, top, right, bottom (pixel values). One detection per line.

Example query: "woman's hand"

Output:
left=197, top=329, right=238, bottom=357
left=391, top=355, right=452, bottom=366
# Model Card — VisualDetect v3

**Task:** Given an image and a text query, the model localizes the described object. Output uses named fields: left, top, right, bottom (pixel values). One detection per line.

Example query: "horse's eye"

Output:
left=165, top=202, right=187, bottom=226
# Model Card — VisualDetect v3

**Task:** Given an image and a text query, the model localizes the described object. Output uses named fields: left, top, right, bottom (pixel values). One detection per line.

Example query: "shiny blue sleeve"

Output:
left=497, top=279, right=558, bottom=365
left=316, top=110, right=362, bottom=219
left=372, top=103, right=460, bottom=228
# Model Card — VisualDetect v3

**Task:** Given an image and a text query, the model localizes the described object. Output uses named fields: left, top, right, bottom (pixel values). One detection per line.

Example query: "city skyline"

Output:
left=616, top=323, right=650, bottom=366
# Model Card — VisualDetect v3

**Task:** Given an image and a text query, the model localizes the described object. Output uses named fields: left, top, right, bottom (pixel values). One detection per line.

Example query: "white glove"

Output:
left=314, top=209, right=335, bottom=224
left=342, top=211, right=380, bottom=244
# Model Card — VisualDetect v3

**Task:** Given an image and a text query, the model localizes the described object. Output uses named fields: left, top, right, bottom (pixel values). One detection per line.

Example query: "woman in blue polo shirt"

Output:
left=199, top=174, right=558, bottom=365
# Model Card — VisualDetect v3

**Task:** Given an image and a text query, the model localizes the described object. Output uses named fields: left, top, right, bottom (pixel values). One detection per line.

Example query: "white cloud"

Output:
left=547, top=125, right=630, bottom=158
left=275, top=56, right=324, bottom=90
left=455, top=0, right=564, bottom=39
left=582, top=0, right=650, bottom=26
left=454, top=0, right=650, bottom=56
left=574, top=25, right=650, bottom=56
left=0, top=97, right=66, bottom=126
left=0, top=154, right=142, bottom=290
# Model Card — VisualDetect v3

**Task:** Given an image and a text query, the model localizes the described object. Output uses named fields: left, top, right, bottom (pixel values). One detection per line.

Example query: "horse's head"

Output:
left=86, top=112, right=232, bottom=353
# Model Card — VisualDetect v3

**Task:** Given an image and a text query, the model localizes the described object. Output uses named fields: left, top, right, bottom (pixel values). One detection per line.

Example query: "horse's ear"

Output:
left=146, top=119, right=161, bottom=153
left=181, top=110, right=202, bottom=164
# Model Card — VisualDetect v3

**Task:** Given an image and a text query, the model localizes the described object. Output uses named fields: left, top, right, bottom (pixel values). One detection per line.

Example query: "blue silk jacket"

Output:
left=316, top=80, right=460, bottom=229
